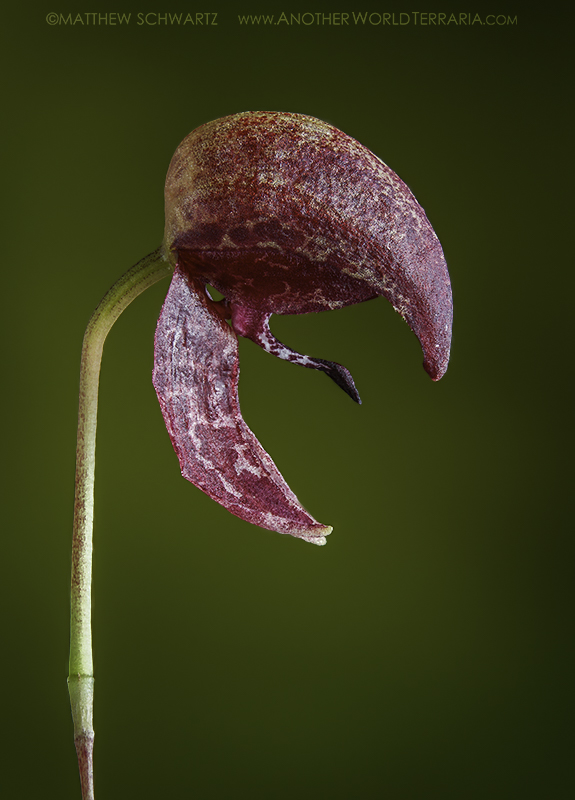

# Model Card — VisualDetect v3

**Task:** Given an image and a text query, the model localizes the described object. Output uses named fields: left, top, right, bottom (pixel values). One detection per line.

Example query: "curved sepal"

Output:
left=152, top=265, right=332, bottom=545
left=164, top=111, right=452, bottom=381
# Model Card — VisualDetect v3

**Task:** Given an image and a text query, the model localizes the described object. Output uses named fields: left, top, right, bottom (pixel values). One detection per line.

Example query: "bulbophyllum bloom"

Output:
left=152, top=111, right=453, bottom=545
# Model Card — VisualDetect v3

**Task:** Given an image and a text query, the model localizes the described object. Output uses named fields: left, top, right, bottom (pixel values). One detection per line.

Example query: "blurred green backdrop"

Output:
left=2, top=2, right=573, bottom=798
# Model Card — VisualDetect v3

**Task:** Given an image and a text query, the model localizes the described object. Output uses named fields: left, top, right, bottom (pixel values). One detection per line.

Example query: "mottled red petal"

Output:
left=152, top=265, right=332, bottom=545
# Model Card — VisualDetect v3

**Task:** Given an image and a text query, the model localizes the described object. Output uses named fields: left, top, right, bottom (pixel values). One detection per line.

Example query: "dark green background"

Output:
left=2, top=2, right=573, bottom=798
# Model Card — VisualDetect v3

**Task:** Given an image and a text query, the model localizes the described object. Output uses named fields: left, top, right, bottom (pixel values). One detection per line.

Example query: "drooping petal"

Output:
left=164, top=111, right=453, bottom=381
left=230, top=304, right=361, bottom=404
left=152, top=265, right=332, bottom=545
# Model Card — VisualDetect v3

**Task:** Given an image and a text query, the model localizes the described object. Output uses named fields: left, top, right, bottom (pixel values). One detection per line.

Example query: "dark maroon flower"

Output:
left=152, top=111, right=453, bottom=545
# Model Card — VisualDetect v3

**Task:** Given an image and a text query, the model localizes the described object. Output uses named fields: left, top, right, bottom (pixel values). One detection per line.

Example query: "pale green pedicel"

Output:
left=68, top=247, right=171, bottom=800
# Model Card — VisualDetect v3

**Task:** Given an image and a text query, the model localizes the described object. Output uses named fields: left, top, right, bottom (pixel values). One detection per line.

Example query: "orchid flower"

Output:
left=68, top=111, right=452, bottom=800
left=153, top=111, right=452, bottom=544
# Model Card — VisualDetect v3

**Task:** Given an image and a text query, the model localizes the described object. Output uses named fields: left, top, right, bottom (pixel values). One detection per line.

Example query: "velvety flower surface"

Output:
left=152, top=111, right=453, bottom=544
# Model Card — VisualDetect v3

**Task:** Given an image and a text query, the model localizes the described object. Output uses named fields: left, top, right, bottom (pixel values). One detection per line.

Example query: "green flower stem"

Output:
left=68, top=246, right=171, bottom=800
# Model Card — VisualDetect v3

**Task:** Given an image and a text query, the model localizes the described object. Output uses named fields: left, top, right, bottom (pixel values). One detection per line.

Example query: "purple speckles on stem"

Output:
left=154, top=111, right=453, bottom=541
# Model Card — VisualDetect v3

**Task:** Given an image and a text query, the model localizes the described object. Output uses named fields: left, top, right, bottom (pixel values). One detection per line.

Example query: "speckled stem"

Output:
left=68, top=247, right=171, bottom=800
